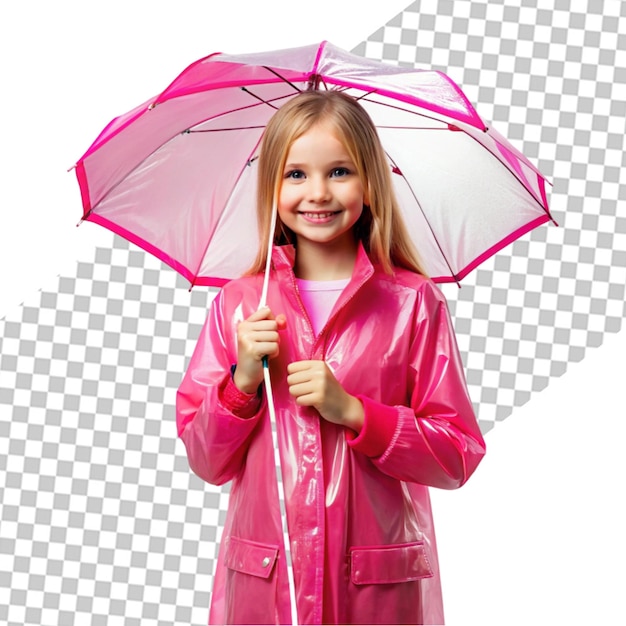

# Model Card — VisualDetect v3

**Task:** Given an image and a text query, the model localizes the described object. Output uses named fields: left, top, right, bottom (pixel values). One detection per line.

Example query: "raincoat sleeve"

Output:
left=176, top=288, right=265, bottom=486
left=347, top=280, right=486, bottom=489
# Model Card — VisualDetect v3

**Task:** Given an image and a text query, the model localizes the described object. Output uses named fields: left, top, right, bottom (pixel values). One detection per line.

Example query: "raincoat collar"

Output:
left=270, top=241, right=375, bottom=287
left=270, top=243, right=376, bottom=356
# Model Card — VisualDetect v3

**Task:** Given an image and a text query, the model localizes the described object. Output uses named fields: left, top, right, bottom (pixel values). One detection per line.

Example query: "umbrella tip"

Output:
left=77, top=209, right=93, bottom=227
left=307, top=73, right=321, bottom=90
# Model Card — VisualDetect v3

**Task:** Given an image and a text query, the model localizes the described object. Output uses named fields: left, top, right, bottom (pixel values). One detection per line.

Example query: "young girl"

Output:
left=176, top=90, right=486, bottom=625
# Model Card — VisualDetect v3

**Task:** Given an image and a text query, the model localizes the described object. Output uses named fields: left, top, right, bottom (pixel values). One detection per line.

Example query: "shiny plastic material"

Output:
left=176, top=244, right=486, bottom=624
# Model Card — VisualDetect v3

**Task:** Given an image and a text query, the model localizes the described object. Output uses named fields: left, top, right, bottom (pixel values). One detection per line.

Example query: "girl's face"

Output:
left=278, top=122, right=368, bottom=255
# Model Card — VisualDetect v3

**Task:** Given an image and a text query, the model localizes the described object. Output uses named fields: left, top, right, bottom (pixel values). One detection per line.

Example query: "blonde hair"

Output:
left=249, top=90, right=426, bottom=276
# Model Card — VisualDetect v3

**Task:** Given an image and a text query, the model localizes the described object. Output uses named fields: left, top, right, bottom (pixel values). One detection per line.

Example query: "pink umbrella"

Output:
left=73, top=41, right=553, bottom=624
left=75, top=41, right=553, bottom=289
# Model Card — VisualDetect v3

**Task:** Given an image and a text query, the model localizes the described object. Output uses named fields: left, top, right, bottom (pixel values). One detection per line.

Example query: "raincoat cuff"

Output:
left=346, top=395, right=398, bottom=458
left=218, top=374, right=261, bottom=419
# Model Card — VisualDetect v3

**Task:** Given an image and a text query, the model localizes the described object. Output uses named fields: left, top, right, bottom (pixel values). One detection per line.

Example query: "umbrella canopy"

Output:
left=75, top=41, right=552, bottom=287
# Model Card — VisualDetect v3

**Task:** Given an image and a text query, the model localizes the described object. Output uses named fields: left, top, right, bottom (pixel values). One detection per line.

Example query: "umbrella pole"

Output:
left=262, top=360, right=299, bottom=625
left=259, top=201, right=299, bottom=625
left=259, top=192, right=278, bottom=308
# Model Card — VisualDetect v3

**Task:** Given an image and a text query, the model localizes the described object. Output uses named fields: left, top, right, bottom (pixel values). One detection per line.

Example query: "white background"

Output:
left=1, top=2, right=624, bottom=624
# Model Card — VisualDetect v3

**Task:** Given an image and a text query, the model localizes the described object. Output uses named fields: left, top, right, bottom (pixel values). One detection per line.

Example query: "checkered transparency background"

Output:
left=1, top=1, right=625, bottom=624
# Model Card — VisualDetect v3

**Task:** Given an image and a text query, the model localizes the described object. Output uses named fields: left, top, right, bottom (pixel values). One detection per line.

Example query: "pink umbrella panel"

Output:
left=75, top=41, right=553, bottom=288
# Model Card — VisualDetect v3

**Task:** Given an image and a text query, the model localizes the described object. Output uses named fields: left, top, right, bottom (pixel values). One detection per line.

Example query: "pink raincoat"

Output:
left=176, top=244, right=486, bottom=625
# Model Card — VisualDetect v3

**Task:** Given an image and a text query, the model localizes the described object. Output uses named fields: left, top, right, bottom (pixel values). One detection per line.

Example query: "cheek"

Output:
left=347, top=188, right=367, bottom=211
left=343, top=181, right=367, bottom=207
left=276, top=206, right=289, bottom=226
left=278, top=186, right=300, bottom=212
left=276, top=198, right=293, bottom=224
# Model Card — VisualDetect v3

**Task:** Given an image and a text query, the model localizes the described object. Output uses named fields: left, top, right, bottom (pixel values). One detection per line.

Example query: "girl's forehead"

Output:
left=286, top=132, right=352, bottom=165
left=288, top=121, right=350, bottom=154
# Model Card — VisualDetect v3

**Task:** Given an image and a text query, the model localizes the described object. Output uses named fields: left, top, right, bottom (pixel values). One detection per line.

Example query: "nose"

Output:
left=308, top=176, right=331, bottom=203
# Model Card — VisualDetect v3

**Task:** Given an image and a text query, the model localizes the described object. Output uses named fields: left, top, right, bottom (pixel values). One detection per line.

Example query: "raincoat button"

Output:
left=262, top=557, right=270, bottom=567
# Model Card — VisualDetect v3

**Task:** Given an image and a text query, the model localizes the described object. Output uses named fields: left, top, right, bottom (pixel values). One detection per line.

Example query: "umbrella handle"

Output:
left=263, top=356, right=299, bottom=625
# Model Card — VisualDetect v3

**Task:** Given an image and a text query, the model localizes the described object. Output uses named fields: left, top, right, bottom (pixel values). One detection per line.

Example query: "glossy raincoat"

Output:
left=176, top=244, right=486, bottom=625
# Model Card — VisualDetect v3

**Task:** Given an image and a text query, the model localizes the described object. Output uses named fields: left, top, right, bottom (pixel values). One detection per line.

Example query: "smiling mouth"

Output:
left=299, top=211, right=341, bottom=219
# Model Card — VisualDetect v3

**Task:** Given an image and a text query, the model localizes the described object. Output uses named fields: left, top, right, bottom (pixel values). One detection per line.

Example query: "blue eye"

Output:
left=285, top=169, right=305, bottom=180
left=331, top=167, right=350, bottom=177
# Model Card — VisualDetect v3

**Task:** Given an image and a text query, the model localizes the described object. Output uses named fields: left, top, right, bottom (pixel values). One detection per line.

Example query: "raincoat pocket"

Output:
left=223, top=536, right=281, bottom=624
left=225, top=536, right=279, bottom=578
left=349, top=541, right=434, bottom=585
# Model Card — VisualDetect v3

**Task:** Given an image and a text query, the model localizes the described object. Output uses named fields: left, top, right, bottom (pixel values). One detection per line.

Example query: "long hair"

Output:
left=248, top=90, right=426, bottom=276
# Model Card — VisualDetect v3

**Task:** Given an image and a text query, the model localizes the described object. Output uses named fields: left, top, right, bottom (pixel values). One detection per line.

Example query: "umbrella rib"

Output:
left=190, top=133, right=267, bottom=284
left=241, top=87, right=280, bottom=109
left=262, top=66, right=303, bottom=93
left=204, top=91, right=293, bottom=121
left=357, top=94, right=464, bottom=129
left=90, top=96, right=293, bottom=210
left=375, top=125, right=454, bottom=130
left=386, top=151, right=460, bottom=283
left=351, top=94, right=552, bottom=258
left=461, top=130, right=554, bottom=219
left=353, top=89, right=378, bottom=101
left=356, top=93, right=551, bottom=215
left=188, top=124, right=448, bottom=133
left=186, top=125, right=267, bottom=133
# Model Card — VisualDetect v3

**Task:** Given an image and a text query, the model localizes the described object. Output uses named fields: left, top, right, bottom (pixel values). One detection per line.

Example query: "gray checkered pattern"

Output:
left=1, top=243, right=224, bottom=625
left=1, top=1, right=625, bottom=623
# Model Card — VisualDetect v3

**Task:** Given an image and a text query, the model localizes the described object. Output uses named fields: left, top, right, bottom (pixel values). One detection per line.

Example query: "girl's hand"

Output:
left=286, top=360, right=364, bottom=432
left=234, top=307, right=286, bottom=394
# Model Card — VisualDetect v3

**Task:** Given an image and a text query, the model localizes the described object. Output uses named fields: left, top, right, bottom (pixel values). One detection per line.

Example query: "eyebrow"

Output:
left=283, top=159, right=355, bottom=169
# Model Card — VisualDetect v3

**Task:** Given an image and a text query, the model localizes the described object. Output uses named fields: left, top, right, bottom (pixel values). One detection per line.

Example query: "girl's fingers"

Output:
left=239, top=341, right=280, bottom=363
left=240, top=331, right=280, bottom=356
left=286, top=368, right=305, bottom=385
left=285, top=360, right=359, bottom=428
left=241, top=309, right=287, bottom=334
left=233, top=310, right=286, bottom=393
left=247, top=306, right=275, bottom=322
left=287, top=379, right=313, bottom=394
left=247, top=307, right=286, bottom=325
left=243, top=320, right=281, bottom=333
left=241, top=330, right=280, bottom=343
left=286, top=360, right=316, bottom=375
left=255, top=341, right=281, bottom=358
left=287, top=362, right=329, bottom=395
left=288, top=384, right=320, bottom=407
left=293, top=392, right=319, bottom=407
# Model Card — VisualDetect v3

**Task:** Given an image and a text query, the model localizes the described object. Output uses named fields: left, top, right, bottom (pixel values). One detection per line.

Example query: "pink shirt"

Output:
left=296, top=277, right=350, bottom=336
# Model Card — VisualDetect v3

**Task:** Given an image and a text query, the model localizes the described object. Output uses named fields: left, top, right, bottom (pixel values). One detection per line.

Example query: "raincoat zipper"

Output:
left=283, top=264, right=372, bottom=623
